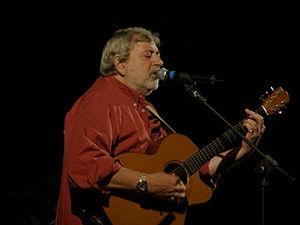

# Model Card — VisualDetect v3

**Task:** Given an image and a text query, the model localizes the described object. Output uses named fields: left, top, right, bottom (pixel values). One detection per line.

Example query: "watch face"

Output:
left=137, top=176, right=147, bottom=193
left=137, top=181, right=147, bottom=192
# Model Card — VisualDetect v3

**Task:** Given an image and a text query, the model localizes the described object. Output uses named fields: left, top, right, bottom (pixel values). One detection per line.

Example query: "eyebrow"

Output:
left=143, top=49, right=160, bottom=55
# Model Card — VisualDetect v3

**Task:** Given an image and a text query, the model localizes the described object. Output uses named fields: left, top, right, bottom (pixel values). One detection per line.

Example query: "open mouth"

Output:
left=150, top=73, right=158, bottom=80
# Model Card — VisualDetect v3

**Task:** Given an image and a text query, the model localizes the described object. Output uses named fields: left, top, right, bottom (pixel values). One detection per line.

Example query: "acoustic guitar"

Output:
left=92, top=87, right=289, bottom=225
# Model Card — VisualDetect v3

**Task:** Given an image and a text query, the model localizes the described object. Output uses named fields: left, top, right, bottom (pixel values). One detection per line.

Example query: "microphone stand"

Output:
left=184, top=83, right=295, bottom=225
left=254, top=154, right=277, bottom=225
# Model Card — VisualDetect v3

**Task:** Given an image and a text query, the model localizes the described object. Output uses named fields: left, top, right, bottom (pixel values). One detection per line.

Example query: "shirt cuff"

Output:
left=198, top=161, right=218, bottom=189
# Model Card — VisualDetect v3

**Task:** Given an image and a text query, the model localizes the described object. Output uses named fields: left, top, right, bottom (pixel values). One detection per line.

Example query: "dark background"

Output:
left=2, top=4, right=299, bottom=225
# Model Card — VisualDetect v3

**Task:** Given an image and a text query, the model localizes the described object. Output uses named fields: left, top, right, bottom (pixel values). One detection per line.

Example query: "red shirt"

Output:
left=55, top=75, right=211, bottom=225
left=55, top=76, right=170, bottom=225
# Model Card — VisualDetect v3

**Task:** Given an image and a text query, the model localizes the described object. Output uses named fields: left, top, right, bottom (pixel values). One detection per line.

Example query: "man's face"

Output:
left=123, top=41, right=163, bottom=95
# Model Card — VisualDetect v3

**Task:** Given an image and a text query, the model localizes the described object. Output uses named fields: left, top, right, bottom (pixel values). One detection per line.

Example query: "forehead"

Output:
left=132, top=41, right=159, bottom=52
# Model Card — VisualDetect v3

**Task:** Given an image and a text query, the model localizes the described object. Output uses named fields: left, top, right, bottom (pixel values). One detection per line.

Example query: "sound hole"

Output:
left=164, top=161, right=188, bottom=185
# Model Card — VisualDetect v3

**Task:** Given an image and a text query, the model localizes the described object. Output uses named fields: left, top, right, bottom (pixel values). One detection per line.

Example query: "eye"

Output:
left=144, top=51, right=153, bottom=58
left=143, top=50, right=160, bottom=59
left=144, top=53, right=152, bottom=58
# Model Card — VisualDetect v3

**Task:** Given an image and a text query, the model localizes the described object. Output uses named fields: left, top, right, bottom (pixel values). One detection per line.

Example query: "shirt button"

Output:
left=133, top=103, right=137, bottom=107
left=141, top=109, right=145, bottom=112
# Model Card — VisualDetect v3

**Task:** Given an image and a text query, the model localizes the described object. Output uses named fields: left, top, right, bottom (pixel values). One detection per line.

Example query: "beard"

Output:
left=145, top=78, right=159, bottom=96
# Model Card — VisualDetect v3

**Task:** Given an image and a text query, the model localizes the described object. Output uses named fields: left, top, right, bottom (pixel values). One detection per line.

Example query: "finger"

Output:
left=245, top=108, right=256, bottom=116
left=259, top=124, right=266, bottom=135
left=243, top=120, right=256, bottom=133
left=173, top=191, right=186, bottom=198
left=245, top=108, right=263, bottom=121
left=178, top=192, right=186, bottom=198
left=175, top=182, right=186, bottom=192
left=171, top=173, right=182, bottom=183
left=168, top=192, right=185, bottom=201
left=169, top=196, right=175, bottom=201
left=249, top=116, right=264, bottom=130
left=246, top=117, right=266, bottom=135
left=245, top=109, right=264, bottom=127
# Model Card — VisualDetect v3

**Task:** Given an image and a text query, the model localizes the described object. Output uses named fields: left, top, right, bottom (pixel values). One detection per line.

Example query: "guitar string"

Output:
left=170, top=107, right=265, bottom=179
left=168, top=89, right=287, bottom=179
left=172, top=121, right=245, bottom=178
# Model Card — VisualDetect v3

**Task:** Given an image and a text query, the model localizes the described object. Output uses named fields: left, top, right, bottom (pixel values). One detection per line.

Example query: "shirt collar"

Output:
left=101, top=75, right=146, bottom=107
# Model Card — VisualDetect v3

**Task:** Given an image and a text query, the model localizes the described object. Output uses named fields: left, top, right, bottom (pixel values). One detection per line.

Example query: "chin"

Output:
left=144, top=80, right=159, bottom=95
left=146, top=85, right=158, bottom=96
left=153, top=79, right=159, bottom=89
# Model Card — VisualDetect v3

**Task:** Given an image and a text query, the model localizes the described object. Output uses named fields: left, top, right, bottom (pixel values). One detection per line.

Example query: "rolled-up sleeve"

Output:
left=199, top=161, right=219, bottom=189
left=65, top=97, right=121, bottom=191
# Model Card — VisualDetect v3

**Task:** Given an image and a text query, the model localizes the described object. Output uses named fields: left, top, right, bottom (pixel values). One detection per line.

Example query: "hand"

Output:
left=146, top=172, right=186, bottom=200
left=242, top=108, right=265, bottom=147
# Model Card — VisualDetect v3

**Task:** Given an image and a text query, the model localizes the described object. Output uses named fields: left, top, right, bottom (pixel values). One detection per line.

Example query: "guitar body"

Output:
left=101, top=87, right=290, bottom=225
left=104, top=134, right=213, bottom=225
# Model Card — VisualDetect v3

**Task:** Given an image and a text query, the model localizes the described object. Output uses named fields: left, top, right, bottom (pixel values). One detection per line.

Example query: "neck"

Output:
left=115, top=75, right=150, bottom=96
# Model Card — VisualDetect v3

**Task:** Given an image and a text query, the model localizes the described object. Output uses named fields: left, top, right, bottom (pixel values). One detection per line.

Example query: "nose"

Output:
left=152, top=55, right=163, bottom=67
left=158, top=57, right=163, bottom=66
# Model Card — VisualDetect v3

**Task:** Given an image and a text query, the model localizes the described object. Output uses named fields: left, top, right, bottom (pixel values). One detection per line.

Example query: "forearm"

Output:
left=105, top=167, right=186, bottom=199
left=208, top=126, right=263, bottom=177
left=208, top=144, right=253, bottom=176
left=105, top=167, right=142, bottom=191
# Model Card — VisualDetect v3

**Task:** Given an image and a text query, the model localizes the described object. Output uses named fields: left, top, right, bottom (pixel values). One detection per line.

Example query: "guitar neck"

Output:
left=180, top=106, right=267, bottom=176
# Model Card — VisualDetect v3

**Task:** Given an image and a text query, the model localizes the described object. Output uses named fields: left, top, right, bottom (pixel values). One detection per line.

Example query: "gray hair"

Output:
left=100, top=27, right=161, bottom=75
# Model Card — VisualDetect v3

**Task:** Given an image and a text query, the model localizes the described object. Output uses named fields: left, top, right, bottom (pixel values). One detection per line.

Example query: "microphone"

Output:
left=156, top=67, right=223, bottom=85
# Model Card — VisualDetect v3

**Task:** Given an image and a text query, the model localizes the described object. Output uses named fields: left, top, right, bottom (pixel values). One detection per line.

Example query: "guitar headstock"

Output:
left=261, top=87, right=289, bottom=115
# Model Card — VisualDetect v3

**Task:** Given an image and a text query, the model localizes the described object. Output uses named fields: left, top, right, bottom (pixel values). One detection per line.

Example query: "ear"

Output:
left=114, top=54, right=126, bottom=76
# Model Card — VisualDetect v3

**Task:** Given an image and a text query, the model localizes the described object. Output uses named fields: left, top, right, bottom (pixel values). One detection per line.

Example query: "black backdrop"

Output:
left=2, top=5, right=299, bottom=225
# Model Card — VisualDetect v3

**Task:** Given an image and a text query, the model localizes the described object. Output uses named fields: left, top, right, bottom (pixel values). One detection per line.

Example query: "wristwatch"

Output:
left=136, top=174, right=148, bottom=193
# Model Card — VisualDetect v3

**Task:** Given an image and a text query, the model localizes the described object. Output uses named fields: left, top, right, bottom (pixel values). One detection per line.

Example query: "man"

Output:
left=55, top=27, right=265, bottom=225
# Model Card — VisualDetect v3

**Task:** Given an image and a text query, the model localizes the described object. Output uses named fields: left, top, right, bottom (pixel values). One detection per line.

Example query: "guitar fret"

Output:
left=206, top=143, right=217, bottom=159
left=202, top=144, right=212, bottom=159
left=181, top=106, right=268, bottom=175
left=216, top=138, right=225, bottom=150
left=188, top=156, right=199, bottom=173
left=175, top=88, right=288, bottom=177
